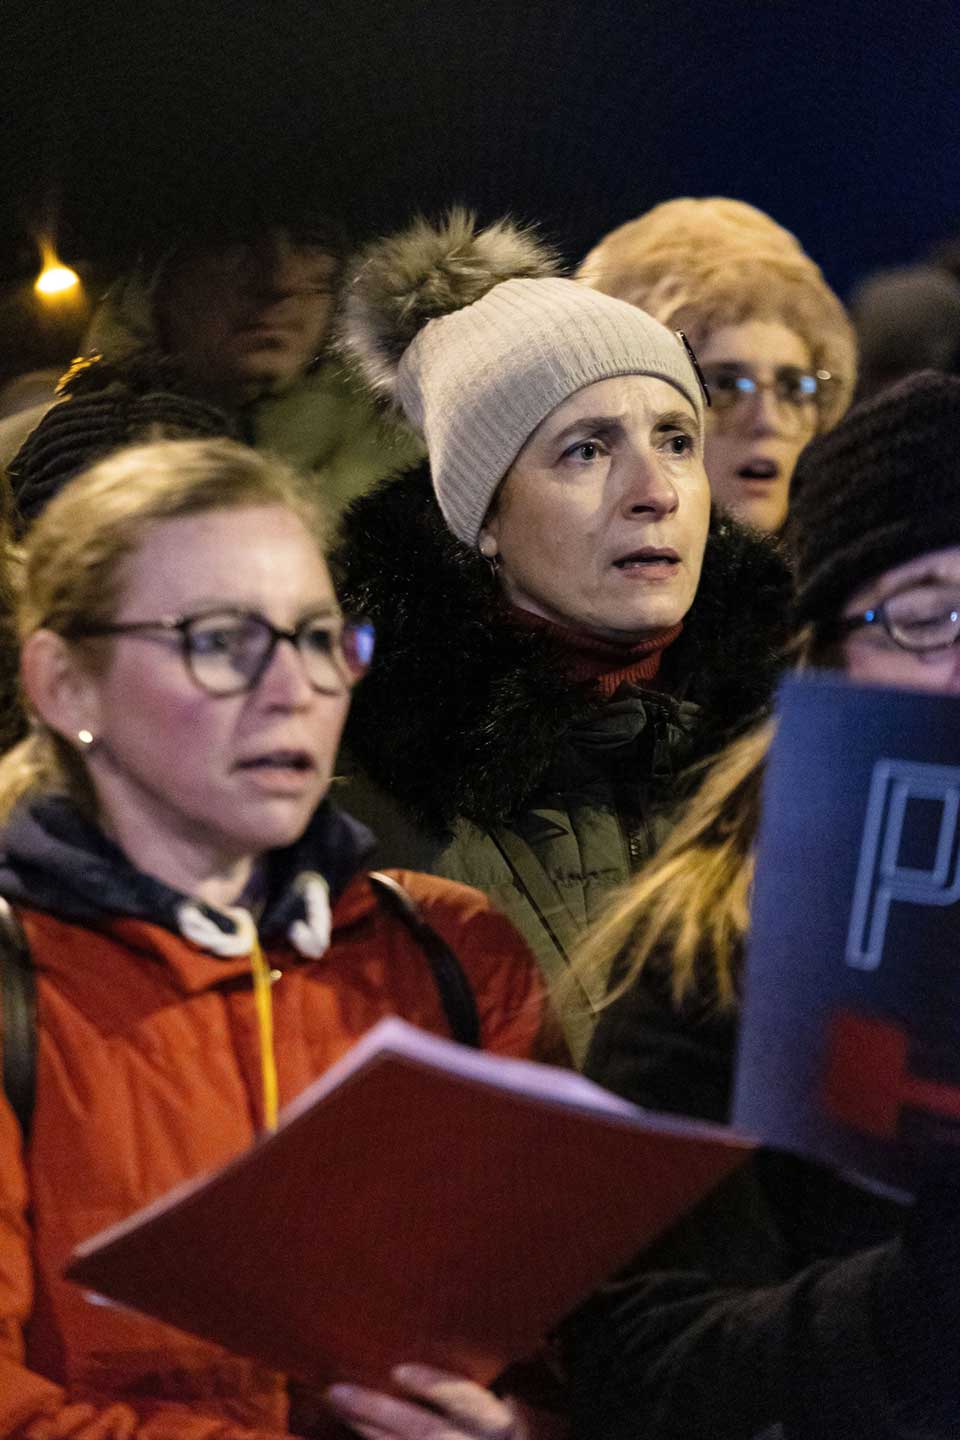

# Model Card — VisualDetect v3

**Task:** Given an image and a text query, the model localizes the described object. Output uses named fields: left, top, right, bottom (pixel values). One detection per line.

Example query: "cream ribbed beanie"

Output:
left=340, top=211, right=705, bottom=547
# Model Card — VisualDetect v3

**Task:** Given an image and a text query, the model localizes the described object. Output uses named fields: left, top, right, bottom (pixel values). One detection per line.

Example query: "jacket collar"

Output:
left=334, top=461, right=792, bottom=835
left=0, top=795, right=375, bottom=954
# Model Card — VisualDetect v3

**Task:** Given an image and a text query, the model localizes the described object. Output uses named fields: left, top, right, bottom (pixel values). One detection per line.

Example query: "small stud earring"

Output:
left=478, top=534, right=501, bottom=575
left=77, top=729, right=96, bottom=748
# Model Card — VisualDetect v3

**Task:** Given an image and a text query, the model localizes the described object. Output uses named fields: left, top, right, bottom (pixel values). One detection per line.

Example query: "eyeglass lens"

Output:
left=699, top=364, right=827, bottom=410
left=183, top=612, right=374, bottom=694
left=878, top=588, right=960, bottom=651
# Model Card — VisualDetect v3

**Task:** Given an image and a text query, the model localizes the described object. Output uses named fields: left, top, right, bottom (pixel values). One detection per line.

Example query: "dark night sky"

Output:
left=2, top=0, right=960, bottom=372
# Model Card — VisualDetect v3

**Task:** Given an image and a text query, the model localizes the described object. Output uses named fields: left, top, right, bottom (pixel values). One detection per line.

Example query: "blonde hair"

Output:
left=572, top=629, right=824, bottom=1015
left=0, top=437, right=327, bottom=820
left=577, top=197, right=856, bottom=431
left=574, top=721, right=772, bottom=1015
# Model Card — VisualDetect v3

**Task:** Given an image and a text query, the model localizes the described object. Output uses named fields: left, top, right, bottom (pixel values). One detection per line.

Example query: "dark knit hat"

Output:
left=7, top=353, right=238, bottom=536
left=789, top=370, right=960, bottom=627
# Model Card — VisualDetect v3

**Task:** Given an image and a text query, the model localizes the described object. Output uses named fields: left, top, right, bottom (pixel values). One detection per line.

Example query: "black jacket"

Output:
left=568, top=973, right=960, bottom=1439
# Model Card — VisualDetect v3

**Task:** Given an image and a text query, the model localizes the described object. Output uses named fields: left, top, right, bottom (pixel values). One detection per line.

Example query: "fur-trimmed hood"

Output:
left=334, top=462, right=791, bottom=834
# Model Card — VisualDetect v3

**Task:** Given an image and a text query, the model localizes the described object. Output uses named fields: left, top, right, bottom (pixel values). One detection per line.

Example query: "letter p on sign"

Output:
left=846, top=760, right=960, bottom=971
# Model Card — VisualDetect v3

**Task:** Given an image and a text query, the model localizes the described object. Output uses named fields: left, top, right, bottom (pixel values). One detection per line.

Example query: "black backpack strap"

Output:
left=0, top=896, right=35, bottom=1142
left=368, top=871, right=481, bottom=1049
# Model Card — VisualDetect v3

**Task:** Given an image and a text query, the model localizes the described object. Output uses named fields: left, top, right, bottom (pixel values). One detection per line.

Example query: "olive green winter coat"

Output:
left=334, top=465, right=792, bottom=1062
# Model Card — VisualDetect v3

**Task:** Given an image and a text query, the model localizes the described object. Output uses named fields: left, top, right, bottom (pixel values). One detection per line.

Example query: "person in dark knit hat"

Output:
left=5, top=353, right=238, bottom=535
left=791, top=369, right=960, bottom=642
left=534, top=369, right=960, bottom=1440
left=332, top=208, right=791, bottom=1063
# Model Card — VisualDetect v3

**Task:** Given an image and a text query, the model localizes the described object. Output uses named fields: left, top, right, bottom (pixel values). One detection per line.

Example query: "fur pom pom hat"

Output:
left=339, top=209, right=705, bottom=547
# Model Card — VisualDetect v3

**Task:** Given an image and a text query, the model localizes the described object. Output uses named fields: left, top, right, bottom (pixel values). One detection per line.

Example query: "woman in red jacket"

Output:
left=0, top=436, right=547, bottom=1440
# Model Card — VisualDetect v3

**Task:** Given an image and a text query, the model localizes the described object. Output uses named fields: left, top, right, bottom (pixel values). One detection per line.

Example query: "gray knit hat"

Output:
left=339, top=210, right=705, bottom=547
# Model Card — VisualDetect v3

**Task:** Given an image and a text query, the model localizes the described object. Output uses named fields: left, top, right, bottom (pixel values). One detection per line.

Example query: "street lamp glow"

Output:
left=35, top=263, right=81, bottom=297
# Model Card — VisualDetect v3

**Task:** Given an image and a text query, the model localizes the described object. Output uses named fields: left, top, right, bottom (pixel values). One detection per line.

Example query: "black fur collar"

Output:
left=334, top=462, right=791, bottom=833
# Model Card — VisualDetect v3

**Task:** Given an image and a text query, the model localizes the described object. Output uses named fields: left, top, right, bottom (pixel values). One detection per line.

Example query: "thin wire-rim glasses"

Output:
left=699, top=362, right=835, bottom=418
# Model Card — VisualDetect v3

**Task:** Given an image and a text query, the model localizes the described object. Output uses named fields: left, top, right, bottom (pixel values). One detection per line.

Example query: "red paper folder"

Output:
left=66, top=1018, right=751, bottom=1388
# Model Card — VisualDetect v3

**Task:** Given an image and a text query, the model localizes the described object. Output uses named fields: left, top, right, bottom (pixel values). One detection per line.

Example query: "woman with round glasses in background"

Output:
left=577, top=197, right=856, bottom=533
left=0, top=436, right=548, bottom=1440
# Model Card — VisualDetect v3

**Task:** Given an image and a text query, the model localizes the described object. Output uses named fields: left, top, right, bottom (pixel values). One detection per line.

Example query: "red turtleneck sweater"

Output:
left=510, top=608, right=683, bottom=698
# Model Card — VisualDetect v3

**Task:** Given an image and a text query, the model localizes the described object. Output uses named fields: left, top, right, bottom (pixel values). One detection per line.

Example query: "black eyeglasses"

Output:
left=838, top=592, right=960, bottom=655
left=699, top=363, right=834, bottom=420
left=64, top=608, right=375, bottom=696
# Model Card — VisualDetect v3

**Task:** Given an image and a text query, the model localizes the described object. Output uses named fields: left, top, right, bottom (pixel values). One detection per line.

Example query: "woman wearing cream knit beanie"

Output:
left=340, top=208, right=706, bottom=543
left=334, top=209, right=790, bottom=1061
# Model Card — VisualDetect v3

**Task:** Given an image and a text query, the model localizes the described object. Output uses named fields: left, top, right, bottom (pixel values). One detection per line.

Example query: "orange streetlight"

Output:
left=35, top=263, right=80, bottom=296
left=34, top=239, right=81, bottom=301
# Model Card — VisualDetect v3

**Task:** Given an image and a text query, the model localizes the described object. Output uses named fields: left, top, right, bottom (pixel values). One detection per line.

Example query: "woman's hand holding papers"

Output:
left=327, top=1364, right=528, bottom=1440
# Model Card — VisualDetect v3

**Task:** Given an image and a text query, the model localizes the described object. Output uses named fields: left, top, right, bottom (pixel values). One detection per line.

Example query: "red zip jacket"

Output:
left=0, top=799, right=552, bottom=1440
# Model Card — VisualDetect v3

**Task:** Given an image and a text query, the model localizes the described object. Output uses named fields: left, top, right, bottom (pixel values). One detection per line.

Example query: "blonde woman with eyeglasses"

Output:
left=0, top=436, right=549, bottom=1440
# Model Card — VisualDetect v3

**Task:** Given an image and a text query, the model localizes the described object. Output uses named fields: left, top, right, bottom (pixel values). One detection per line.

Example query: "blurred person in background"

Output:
left=0, top=208, right=422, bottom=517
left=0, top=469, right=23, bottom=753
left=577, top=197, right=855, bottom=534
left=850, top=262, right=960, bottom=400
